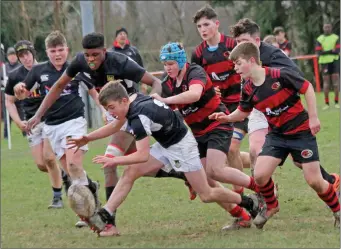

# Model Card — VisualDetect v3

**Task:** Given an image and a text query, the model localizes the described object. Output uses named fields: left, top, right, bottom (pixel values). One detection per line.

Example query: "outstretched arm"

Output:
left=209, top=108, right=250, bottom=123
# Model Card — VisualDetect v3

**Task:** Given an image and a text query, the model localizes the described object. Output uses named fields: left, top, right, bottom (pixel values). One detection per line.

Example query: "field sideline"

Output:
left=1, top=93, right=340, bottom=248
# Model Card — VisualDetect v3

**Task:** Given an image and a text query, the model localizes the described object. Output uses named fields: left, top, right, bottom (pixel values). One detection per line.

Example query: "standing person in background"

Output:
left=111, top=27, right=148, bottom=94
left=273, top=26, right=292, bottom=56
left=2, top=47, right=24, bottom=139
left=315, top=23, right=340, bottom=110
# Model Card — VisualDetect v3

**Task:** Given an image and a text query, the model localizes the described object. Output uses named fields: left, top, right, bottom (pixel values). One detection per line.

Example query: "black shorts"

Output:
left=225, top=102, right=248, bottom=135
left=195, top=125, right=233, bottom=158
left=321, top=60, right=340, bottom=75
left=259, top=132, right=320, bottom=166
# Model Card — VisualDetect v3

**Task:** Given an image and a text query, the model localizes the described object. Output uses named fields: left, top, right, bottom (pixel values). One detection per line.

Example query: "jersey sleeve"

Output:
left=75, top=73, right=94, bottom=90
left=187, top=65, right=207, bottom=88
left=66, top=54, right=83, bottom=78
left=191, top=49, right=201, bottom=65
left=334, top=37, right=340, bottom=54
left=121, top=57, right=146, bottom=83
left=238, top=83, right=254, bottom=112
left=280, top=68, right=310, bottom=94
left=130, top=116, right=150, bottom=141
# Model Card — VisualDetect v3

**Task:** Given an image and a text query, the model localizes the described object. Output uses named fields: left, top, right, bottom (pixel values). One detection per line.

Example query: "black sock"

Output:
left=320, top=165, right=335, bottom=184
left=105, top=186, right=117, bottom=226
left=61, top=169, right=69, bottom=182
left=105, top=186, right=115, bottom=201
left=87, top=176, right=97, bottom=194
left=155, top=169, right=186, bottom=181
left=52, top=187, right=62, bottom=199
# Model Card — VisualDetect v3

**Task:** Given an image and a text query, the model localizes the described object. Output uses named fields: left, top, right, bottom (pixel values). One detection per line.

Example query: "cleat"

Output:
left=253, top=205, right=280, bottom=229
left=99, top=224, right=120, bottom=237
left=75, top=220, right=88, bottom=228
left=185, top=181, right=197, bottom=200
left=331, top=173, right=340, bottom=197
left=335, top=104, right=340, bottom=109
left=88, top=208, right=114, bottom=233
left=246, top=193, right=263, bottom=219
left=322, top=105, right=330, bottom=111
left=48, top=197, right=63, bottom=209
left=221, top=216, right=252, bottom=231
left=334, top=211, right=340, bottom=228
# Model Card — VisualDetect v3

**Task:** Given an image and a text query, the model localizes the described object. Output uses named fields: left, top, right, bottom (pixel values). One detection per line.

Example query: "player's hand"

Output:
left=17, top=121, right=27, bottom=132
left=150, top=93, right=167, bottom=103
left=309, top=116, right=321, bottom=136
left=92, top=155, right=117, bottom=168
left=214, top=87, right=221, bottom=98
left=26, top=114, right=42, bottom=134
left=14, top=83, right=28, bottom=100
left=208, top=112, right=229, bottom=123
left=66, top=136, right=89, bottom=153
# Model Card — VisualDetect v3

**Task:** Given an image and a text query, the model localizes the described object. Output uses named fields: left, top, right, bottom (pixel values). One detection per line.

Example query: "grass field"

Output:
left=1, top=93, right=340, bottom=248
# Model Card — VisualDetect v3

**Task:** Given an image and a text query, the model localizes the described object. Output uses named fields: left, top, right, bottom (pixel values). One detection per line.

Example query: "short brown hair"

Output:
left=45, top=30, right=67, bottom=49
left=230, top=18, right=260, bottom=38
left=273, top=26, right=285, bottom=35
left=263, top=35, right=277, bottom=44
left=193, top=5, right=217, bottom=24
left=229, top=42, right=260, bottom=65
left=99, top=80, right=128, bottom=106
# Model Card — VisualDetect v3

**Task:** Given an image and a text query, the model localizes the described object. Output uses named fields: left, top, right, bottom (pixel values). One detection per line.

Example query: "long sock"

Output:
left=325, top=97, right=330, bottom=105
left=53, top=187, right=62, bottom=199
left=155, top=169, right=186, bottom=181
left=318, top=184, right=340, bottom=212
left=248, top=177, right=259, bottom=193
left=233, top=187, right=244, bottom=195
left=320, top=165, right=335, bottom=184
left=229, top=205, right=250, bottom=220
left=103, top=206, right=116, bottom=226
left=258, top=178, right=278, bottom=209
left=335, top=95, right=339, bottom=104
left=105, top=186, right=117, bottom=226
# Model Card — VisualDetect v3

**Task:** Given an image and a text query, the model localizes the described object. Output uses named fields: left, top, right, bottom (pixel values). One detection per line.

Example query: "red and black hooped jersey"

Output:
left=191, top=34, right=241, bottom=107
left=239, top=67, right=310, bottom=136
left=161, top=63, right=232, bottom=136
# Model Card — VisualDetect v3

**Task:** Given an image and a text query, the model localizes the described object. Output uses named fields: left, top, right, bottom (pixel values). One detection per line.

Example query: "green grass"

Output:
left=1, top=93, right=340, bottom=248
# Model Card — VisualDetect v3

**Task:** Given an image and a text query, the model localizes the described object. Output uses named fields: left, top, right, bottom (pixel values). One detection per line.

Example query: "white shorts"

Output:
left=248, top=109, right=268, bottom=134
left=150, top=131, right=203, bottom=173
left=27, top=122, right=45, bottom=147
left=105, top=111, right=131, bottom=133
left=43, top=117, right=88, bottom=160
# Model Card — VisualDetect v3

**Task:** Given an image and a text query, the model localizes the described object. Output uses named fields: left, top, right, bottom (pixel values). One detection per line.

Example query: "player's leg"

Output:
left=42, top=138, right=63, bottom=209
left=322, top=64, right=331, bottom=110
left=331, top=60, right=340, bottom=108
left=253, top=134, right=289, bottom=229
left=290, top=135, right=340, bottom=227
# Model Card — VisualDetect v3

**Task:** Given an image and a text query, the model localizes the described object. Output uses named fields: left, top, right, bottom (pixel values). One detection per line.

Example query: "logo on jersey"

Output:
left=265, top=106, right=289, bottom=116
left=271, top=82, right=281, bottom=91
left=223, top=51, right=230, bottom=59
left=174, top=160, right=181, bottom=168
left=83, top=72, right=91, bottom=79
left=211, top=72, right=230, bottom=81
left=40, top=74, right=49, bottom=82
left=301, top=149, right=313, bottom=159
left=107, top=75, right=115, bottom=81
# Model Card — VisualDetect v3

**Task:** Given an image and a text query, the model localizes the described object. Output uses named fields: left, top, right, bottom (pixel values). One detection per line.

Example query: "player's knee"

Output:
left=228, top=145, right=240, bottom=158
left=122, top=166, right=140, bottom=181
left=205, top=166, right=218, bottom=180
left=37, top=163, right=48, bottom=172
left=198, top=191, right=213, bottom=203
left=43, top=157, right=56, bottom=169
left=254, top=172, right=268, bottom=186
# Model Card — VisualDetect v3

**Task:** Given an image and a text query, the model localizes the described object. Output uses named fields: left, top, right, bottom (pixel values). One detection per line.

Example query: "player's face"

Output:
left=46, top=45, right=69, bottom=68
left=163, top=61, right=179, bottom=78
left=18, top=50, right=34, bottom=68
left=105, top=98, right=129, bottom=120
left=234, top=57, right=252, bottom=79
left=323, top=24, right=332, bottom=35
left=275, top=32, right=285, bottom=41
left=84, top=48, right=106, bottom=70
left=7, top=54, right=18, bottom=64
left=196, top=17, right=219, bottom=41
left=235, top=33, right=261, bottom=47
left=116, top=31, right=128, bottom=45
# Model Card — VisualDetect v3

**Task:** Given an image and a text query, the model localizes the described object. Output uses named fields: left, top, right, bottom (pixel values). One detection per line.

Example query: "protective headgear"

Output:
left=14, top=40, right=36, bottom=59
left=159, top=42, right=187, bottom=70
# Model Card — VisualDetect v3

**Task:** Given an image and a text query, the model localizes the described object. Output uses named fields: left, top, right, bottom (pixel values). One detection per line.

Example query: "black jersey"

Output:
left=5, top=64, right=43, bottom=120
left=24, top=61, right=92, bottom=125
left=127, top=94, right=188, bottom=148
left=66, top=51, right=145, bottom=95
left=259, top=42, right=302, bottom=76
left=162, top=63, right=231, bottom=136
left=239, top=67, right=310, bottom=136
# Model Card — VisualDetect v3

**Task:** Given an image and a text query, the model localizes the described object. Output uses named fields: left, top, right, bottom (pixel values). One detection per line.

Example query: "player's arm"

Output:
left=5, top=94, right=26, bottom=130
left=140, top=72, right=162, bottom=95
left=209, top=109, right=250, bottom=123
left=153, top=84, right=203, bottom=105
left=13, top=67, right=40, bottom=100
left=304, top=83, right=320, bottom=135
